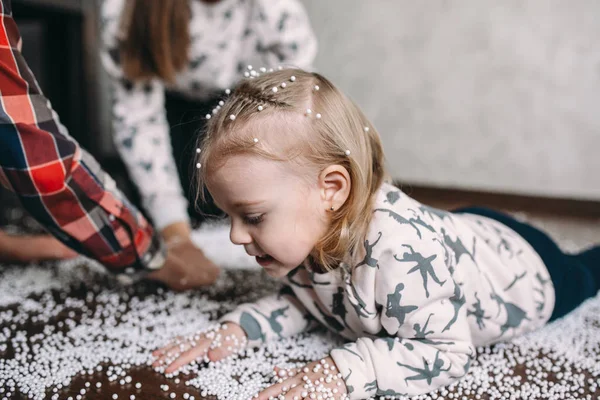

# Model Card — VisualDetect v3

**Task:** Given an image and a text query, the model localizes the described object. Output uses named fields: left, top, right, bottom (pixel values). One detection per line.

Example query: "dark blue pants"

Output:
left=455, top=207, right=600, bottom=321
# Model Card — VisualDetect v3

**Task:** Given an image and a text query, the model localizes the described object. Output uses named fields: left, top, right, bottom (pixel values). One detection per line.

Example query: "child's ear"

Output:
left=318, top=165, right=351, bottom=211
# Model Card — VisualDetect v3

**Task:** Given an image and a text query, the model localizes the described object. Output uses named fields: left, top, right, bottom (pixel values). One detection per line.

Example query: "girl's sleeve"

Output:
left=330, top=237, right=475, bottom=399
left=254, top=0, right=318, bottom=70
left=99, top=1, right=190, bottom=230
left=219, top=286, right=315, bottom=347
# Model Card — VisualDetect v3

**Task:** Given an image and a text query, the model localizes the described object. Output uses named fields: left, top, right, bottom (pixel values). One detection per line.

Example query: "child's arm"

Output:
left=330, top=333, right=472, bottom=398
left=254, top=0, right=318, bottom=70
left=219, top=285, right=314, bottom=347
left=330, top=238, right=475, bottom=399
left=154, top=286, right=313, bottom=373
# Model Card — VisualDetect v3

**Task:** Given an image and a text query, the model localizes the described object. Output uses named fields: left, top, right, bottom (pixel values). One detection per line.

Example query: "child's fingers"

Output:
left=152, top=344, right=173, bottom=357
left=256, top=374, right=303, bottom=400
left=206, top=344, right=233, bottom=362
left=152, top=341, right=182, bottom=359
left=152, top=341, right=192, bottom=368
left=273, top=366, right=298, bottom=377
left=164, top=341, right=211, bottom=374
left=152, top=335, right=186, bottom=357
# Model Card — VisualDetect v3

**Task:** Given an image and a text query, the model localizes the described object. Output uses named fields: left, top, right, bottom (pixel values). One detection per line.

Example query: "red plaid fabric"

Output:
left=0, top=0, right=163, bottom=272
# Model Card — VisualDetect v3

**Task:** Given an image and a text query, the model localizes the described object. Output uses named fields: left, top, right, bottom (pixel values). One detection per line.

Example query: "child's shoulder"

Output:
left=366, top=183, right=431, bottom=244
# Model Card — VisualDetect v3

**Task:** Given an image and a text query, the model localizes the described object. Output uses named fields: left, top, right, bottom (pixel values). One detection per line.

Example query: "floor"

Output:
left=0, top=191, right=599, bottom=400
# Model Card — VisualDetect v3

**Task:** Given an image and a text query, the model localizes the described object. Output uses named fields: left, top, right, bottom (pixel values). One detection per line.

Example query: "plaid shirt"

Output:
left=0, top=0, right=165, bottom=273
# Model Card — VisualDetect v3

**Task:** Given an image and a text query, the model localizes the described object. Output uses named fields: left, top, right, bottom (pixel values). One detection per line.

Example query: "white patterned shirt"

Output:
left=222, top=182, right=555, bottom=399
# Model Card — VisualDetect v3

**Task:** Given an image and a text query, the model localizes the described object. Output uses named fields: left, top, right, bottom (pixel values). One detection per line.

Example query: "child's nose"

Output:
left=229, top=220, right=252, bottom=245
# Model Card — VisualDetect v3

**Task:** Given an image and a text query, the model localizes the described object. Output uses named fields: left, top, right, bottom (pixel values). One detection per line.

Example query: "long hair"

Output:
left=196, top=69, right=389, bottom=272
left=119, top=0, right=191, bottom=82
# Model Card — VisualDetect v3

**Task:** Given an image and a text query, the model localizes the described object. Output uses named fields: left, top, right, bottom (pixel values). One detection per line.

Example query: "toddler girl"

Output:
left=153, top=68, right=600, bottom=400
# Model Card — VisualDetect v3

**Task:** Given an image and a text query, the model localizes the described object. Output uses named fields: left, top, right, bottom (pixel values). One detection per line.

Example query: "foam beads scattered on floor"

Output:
left=0, top=256, right=599, bottom=400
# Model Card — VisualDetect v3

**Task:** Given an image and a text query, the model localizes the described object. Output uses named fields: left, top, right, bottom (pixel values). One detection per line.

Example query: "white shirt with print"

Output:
left=221, top=182, right=555, bottom=399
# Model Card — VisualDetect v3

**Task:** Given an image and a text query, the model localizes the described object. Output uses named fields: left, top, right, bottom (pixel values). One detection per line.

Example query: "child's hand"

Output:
left=151, top=323, right=247, bottom=374
left=257, top=356, right=349, bottom=400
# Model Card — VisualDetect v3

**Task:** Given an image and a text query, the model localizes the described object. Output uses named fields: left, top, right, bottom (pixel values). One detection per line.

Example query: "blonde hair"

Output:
left=196, top=69, right=389, bottom=272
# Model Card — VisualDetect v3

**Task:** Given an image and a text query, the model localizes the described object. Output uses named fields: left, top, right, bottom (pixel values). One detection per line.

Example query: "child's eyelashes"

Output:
left=219, top=212, right=263, bottom=225
left=244, top=214, right=264, bottom=226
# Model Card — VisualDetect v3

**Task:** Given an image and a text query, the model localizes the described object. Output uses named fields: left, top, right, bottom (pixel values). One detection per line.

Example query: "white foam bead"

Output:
left=2, top=234, right=600, bottom=400
left=229, top=114, right=236, bottom=120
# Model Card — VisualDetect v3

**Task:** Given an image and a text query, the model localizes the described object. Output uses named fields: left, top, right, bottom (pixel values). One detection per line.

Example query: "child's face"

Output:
left=207, top=154, right=330, bottom=278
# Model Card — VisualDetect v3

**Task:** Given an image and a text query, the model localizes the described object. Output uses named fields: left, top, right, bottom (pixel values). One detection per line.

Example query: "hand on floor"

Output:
left=152, top=322, right=248, bottom=373
left=0, top=231, right=78, bottom=263
left=257, top=356, right=348, bottom=400
left=146, top=237, right=221, bottom=290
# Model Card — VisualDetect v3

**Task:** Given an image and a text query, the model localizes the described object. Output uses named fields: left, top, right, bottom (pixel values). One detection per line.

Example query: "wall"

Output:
left=302, top=0, right=600, bottom=200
